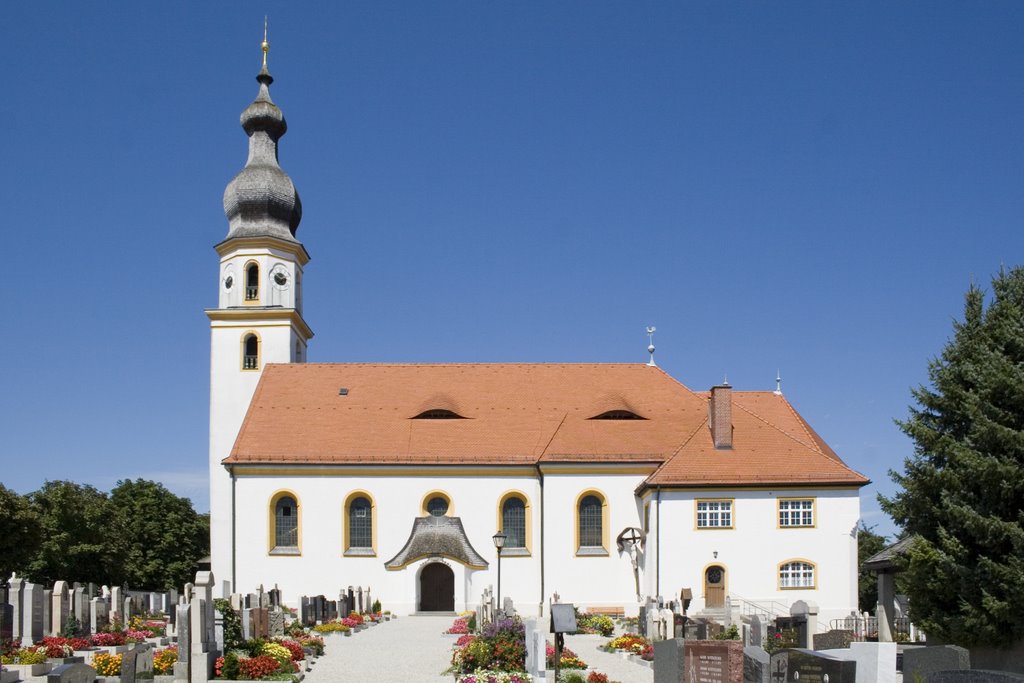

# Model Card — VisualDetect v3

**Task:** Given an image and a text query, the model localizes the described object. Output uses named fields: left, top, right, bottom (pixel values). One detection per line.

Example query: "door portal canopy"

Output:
left=385, top=515, right=489, bottom=570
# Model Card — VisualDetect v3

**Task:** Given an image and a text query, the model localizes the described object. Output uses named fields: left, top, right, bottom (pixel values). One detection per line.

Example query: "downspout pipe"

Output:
left=230, top=465, right=237, bottom=592
left=537, top=464, right=545, bottom=617
left=656, top=485, right=662, bottom=598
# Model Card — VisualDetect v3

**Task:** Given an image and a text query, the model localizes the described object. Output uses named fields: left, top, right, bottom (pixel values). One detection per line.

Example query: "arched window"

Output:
left=243, top=334, right=259, bottom=370
left=348, top=496, right=373, bottom=552
left=245, top=262, right=259, bottom=301
left=502, top=497, right=526, bottom=549
left=576, top=491, right=608, bottom=555
left=427, top=496, right=449, bottom=516
left=779, top=560, right=816, bottom=589
left=269, top=492, right=300, bottom=554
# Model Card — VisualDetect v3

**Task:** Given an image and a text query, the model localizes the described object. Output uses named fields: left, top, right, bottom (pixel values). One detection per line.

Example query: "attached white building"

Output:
left=207, top=58, right=869, bottom=626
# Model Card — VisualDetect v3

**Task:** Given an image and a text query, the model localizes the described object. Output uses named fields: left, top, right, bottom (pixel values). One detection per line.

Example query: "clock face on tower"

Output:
left=224, top=275, right=233, bottom=290
left=270, top=265, right=290, bottom=290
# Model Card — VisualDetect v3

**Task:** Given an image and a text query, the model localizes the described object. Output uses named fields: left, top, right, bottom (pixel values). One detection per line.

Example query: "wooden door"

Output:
left=419, top=562, right=455, bottom=611
left=704, top=565, right=725, bottom=608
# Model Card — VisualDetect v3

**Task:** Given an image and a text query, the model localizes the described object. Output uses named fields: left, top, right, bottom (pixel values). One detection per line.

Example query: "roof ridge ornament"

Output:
left=646, top=326, right=656, bottom=366
left=775, top=370, right=783, bottom=395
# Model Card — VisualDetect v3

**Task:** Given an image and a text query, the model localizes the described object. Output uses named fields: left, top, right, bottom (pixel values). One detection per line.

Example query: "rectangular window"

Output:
left=695, top=500, right=733, bottom=529
left=779, top=499, right=814, bottom=527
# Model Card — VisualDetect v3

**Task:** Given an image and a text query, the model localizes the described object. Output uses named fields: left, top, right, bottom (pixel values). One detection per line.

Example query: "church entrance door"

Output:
left=419, top=562, right=455, bottom=612
left=704, top=565, right=726, bottom=608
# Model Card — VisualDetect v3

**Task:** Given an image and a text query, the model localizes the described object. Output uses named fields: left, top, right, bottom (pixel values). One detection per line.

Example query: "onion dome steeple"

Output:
left=222, top=32, right=302, bottom=242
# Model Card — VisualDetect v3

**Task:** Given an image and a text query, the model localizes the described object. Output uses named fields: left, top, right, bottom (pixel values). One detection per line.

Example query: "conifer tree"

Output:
left=881, top=266, right=1024, bottom=647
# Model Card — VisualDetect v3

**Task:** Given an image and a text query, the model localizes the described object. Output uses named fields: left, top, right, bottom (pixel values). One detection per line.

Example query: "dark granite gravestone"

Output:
left=812, top=630, right=855, bottom=651
left=0, top=604, right=12, bottom=641
left=639, top=605, right=648, bottom=637
left=902, top=645, right=970, bottom=681
left=654, top=638, right=686, bottom=683
left=744, top=646, right=770, bottom=683
left=786, top=649, right=856, bottom=683
left=927, top=673, right=1024, bottom=683
left=773, top=617, right=807, bottom=653
left=684, top=640, right=744, bottom=683
left=45, top=663, right=95, bottom=683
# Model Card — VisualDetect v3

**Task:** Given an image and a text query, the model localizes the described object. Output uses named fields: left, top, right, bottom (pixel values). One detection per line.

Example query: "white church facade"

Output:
left=207, top=55, right=869, bottom=624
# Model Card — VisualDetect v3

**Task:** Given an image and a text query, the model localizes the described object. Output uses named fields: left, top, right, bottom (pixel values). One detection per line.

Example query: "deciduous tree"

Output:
left=0, top=484, right=39, bottom=579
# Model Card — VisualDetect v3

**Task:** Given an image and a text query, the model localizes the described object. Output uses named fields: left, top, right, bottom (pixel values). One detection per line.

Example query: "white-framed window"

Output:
left=779, top=499, right=814, bottom=527
left=695, top=500, right=733, bottom=529
left=779, top=561, right=815, bottom=589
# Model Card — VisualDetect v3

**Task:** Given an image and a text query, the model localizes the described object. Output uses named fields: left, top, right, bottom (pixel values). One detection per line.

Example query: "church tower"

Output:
left=207, top=40, right=312, bottom=589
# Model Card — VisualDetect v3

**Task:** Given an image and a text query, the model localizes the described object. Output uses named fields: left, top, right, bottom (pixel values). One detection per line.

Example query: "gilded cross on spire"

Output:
left=261, top=17, right=269, bottom=68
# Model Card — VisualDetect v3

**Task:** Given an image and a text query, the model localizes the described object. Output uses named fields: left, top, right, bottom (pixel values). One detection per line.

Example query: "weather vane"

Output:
left=261, top=17, right=270, bottom=68
left=646, top=326, right=656, bottom=366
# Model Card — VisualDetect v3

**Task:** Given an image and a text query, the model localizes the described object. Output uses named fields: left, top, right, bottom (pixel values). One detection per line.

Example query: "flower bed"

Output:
left=574, top=612, right=615, bottom=637
left=153, top=647, right=178, bottom=675
left=449, top=617, right=527, bottom=678
left=456, top=671, right=533, bottom=683
left=93, top=652, right=123, bottom=677
left=545, top=644, right=586, bottom=670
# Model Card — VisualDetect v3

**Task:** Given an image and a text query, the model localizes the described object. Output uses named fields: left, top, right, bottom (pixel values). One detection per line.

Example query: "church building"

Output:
left=207, top=52, right=869, bottom=624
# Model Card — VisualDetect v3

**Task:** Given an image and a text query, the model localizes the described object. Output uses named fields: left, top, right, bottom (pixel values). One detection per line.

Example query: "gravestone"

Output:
left=42, top=589, right=52, bottom=639
left=749, top=615, right=763, bottom=648
left=774, top=616, right=807, bottom=652
left=503, top=597, right=514, bottom=615
left=524, top=618, right=543, bottom=679
left=769, top=652, right=790, bottom=682
left=268, top=610, right=285, bottom=637
left=110, top=586, right=123, bottom=622
left=0, top=603, right=13, bottom=642
left=814, top=630, right=855, bottom=651
left=638, top=603, right=648, bottom=637
left=23, top=582, right=45, bottom=646
left=9, top=574, right=25, bottom=644
left=653, top=638, right=686, bottom=683
left=822, top=641, right=895, bottom=683
left=8, top=577, right=24, bottom=647
left=124, top=596, right=133, bottom=622
left=90, top=597, right=109, bottom=633
left=647, top=607, right=662, bottom=641
left=365, top=587, right=373, bottom=612
left=52, top=581, right=71, bottom=637
left=71, top=587, right=87, bottom=634
left=902, top=645, right=970, bottom=682
left=241, top=608, right=252, bottom=640
left=251, top=607, right=269, bottom=640
left=173, top=603, right=191, bottom=680
left=194, top=571, right=216, bottom=646
left=45, top=663, right=96, bottom=683
left=744, top=646, right=770, bottom=683
left=684, top=640, right=743, bottom=683
left=788, top=601, right=818, bottom=649
left=787, top=649, right=856, bottom=683
left=927, top=674, right=1024, bottom=683
left=121, top=644, right=154, bottom=683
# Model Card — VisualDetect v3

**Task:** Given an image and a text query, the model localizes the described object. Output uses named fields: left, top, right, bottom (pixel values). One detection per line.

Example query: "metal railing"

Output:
left=828, top=615, right=912, bottom=641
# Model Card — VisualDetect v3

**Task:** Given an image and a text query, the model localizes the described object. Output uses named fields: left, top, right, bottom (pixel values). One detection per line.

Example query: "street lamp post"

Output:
left=492, top=530, right=507, bottom=617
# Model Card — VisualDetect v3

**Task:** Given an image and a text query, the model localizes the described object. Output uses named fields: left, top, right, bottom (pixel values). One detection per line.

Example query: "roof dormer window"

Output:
left=413, top=409, right=465, bottom=419
left=590, top=410, right=645, bottom=420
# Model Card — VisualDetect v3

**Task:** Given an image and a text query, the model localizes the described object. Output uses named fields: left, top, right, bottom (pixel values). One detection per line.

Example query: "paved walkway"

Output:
left=302, top=616, right=653, bottom=683
left=305, top=615, right=455, bottom=683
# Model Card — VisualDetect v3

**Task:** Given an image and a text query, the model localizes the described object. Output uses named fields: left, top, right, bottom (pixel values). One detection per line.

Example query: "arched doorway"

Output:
left=704, top=565, right=726, bottom=608
left=419, top=562, right=455, bottom=612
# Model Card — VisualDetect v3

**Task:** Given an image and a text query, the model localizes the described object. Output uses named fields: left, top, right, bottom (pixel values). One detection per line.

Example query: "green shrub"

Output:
left=221, top=651, right=241, bottom=681
left=214, top=599, right=244, bottom=652
left=371, top=599, right=381, bottom=614
left=562, top=672, right=586, bottom=683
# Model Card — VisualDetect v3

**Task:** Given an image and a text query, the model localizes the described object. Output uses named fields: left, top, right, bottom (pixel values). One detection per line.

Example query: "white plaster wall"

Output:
left=541, top=473, right=647, bottom=611
left=218, top=247, right=303, bottom=310
left=653, top=488, right=860, bottom=626
left=231, top=475, right=544, bottom=616
left=209, top=243, right=307, bottom=592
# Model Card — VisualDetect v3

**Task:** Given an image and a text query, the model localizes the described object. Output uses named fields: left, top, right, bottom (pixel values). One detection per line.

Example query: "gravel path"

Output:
left=306, top=615, right=455, bottom=683
left=302, top=616, right=653, bottom=683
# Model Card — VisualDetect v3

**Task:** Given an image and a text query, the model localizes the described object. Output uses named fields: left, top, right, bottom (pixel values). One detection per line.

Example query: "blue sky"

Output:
left=2, top=3, right=1022, bottom=540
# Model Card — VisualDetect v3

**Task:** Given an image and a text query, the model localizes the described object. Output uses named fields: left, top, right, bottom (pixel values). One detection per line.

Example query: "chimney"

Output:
left=709, top=383, right=733, bottom=449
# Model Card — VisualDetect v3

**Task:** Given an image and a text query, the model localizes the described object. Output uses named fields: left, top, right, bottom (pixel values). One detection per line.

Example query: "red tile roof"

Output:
left=225, top=363, right=869, bottom=487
